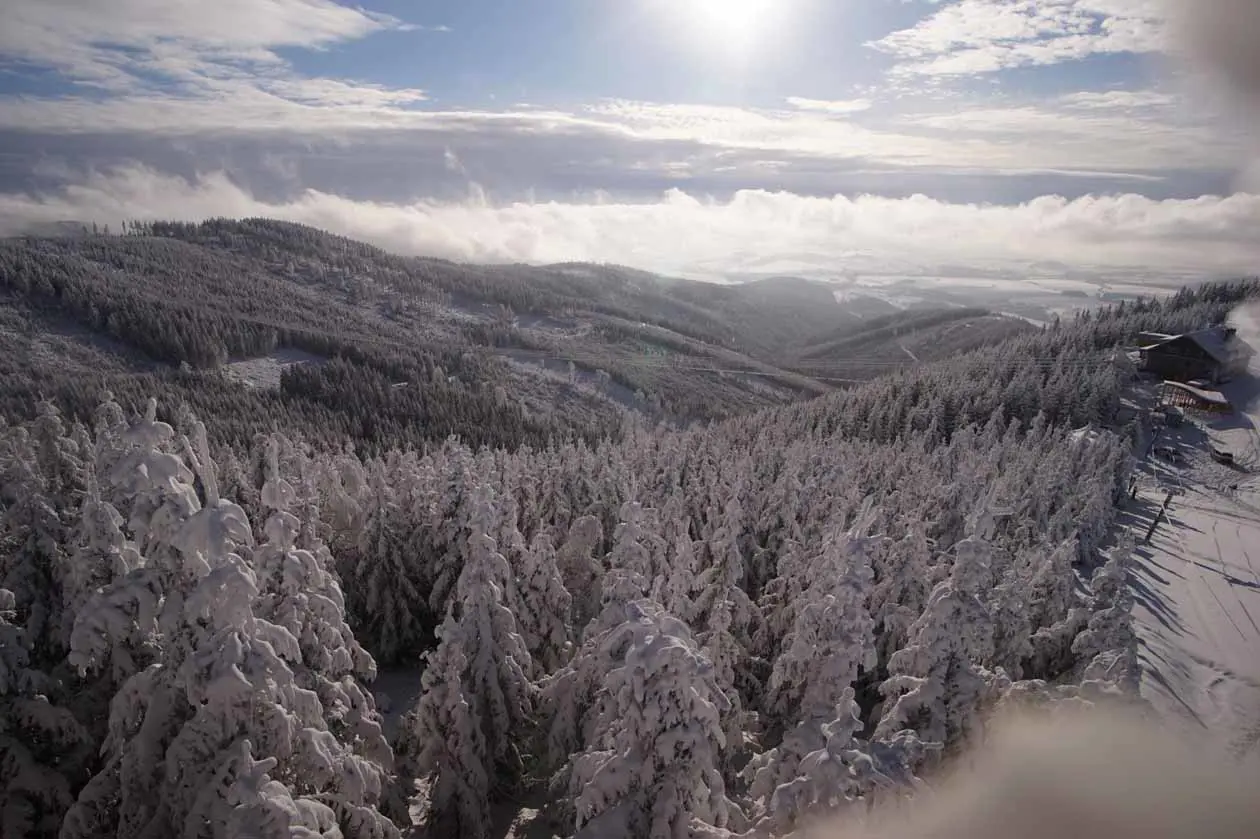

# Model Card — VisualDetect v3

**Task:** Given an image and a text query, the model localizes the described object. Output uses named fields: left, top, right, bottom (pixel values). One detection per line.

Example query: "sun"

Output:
left=675, top=0, right=779, bottom=54
left=689, top=0, right=774, bottom=43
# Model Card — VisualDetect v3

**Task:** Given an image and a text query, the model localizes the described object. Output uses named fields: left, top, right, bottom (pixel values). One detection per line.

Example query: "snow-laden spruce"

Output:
left=648, top=494, right=700, bottom=623
left=1, top=587, right=94, bottom=839
left=870, top=520, right=936, bottom=665
left=343, top=462, right=429, bottom=665
left=749, top=688, right=932, bottom=836
left=393, top=614, right=490, bottom=839
left=606, top=500, right=663, bottom=583
left=556, top=514, right=606, bottom=635
left=568, top=600, right=741, bottom=839
left=61, top=413, right=397, bottom=839
left=454, top=484, right=535, bottom=777
left=515, top=530, right=574, bottom=674
left=394, top=482, right=534, bottom=833
left=876, top=516, right=1008, bottom=752
left=745, top=501, right=887, bottom=832
left=1072, top=532, right=1140, bottom=692
left=540, top=595, right=644, bottom=775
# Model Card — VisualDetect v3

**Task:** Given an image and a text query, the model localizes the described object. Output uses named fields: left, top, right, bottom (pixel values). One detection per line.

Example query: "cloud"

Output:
left=786, top=97, right=874, bottom=115
left=1059, top=89, right=1181, bottom=109
left=870, top=0, right=1167, bottom=77
left=2, top=165, right=1255, bottom=285
left=0, top=0, right=437, bottom=127
left=908, top=100, right=1239, bottom=170
left=0, top=0, right=1251, bottom=280
left=0, top=0, right=1246, bottom=201
left=0, top=0, right=405, bottom=87
left=443, top=147, right=468, bottom=177
left=3, top=88, right=1241, bottom=184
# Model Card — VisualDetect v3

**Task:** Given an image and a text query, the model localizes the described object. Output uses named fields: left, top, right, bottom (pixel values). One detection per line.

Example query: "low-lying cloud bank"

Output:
left=1, top=166, right=1257, bottom=284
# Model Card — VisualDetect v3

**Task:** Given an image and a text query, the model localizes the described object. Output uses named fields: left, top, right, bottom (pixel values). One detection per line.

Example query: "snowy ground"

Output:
left=221, top=348, right=327, bottom=389
left=372, top=668, right=427, bottom=740
left=1127, top=376, right=1260, bottom=761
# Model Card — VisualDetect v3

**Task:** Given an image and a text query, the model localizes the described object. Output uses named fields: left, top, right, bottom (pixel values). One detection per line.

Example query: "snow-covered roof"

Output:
left=1185, top=328, right=1233, bottom=362
left=1145, top=327, right=1236, bottom=363
left=1161, top=380, right=1231, bottom=406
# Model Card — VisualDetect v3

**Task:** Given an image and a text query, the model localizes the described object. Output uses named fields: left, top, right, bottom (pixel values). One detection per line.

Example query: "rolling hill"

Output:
left=785, top=307, right=1036, bottom=381
left=0, top=218, right=1040, bottom=453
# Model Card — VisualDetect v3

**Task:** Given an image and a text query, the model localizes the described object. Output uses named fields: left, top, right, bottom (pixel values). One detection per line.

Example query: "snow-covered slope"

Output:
left=1130, top=376, right=1260, bottom=762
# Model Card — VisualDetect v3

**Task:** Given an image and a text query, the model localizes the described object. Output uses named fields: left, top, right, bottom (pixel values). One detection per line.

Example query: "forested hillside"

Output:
left=788, top=308, right=1034, bottom=381
left=0, top=220, right=1052, bottom=454
left=3, top=261, right=1257, bottom=838
left=0, top=220, right=865, bottom=451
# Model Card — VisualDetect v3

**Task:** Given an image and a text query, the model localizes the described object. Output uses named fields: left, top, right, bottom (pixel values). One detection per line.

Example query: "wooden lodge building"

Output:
left=1138, top=327, right=1251, bottom=385
left=1158, top=381, right=1234, bottom=415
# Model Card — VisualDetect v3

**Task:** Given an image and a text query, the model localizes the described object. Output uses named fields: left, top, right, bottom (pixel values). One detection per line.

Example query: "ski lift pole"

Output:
left=1144, top=490, right=1176, bottom=543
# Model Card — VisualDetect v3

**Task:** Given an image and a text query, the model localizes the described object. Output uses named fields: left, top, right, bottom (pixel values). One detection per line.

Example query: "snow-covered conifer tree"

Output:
left=426, top=452, right=476, bottom=618
left=454, top=483, right=535, bottom=782
left=1072, top=534, right=1138, bottom=687
left=753, top=538, right=808, bottom=661
left=648, top=494, right=698, bottom=623
left=988, top=565, right=1034, bottom=679
left=1, top=401, right=90, bottom=665
left=748, top=687, right=930, bottom=835
left=697, top=596, right=757, bottom=793
left=538, top=595, right=644, bottom=774
left=763, top=503, right=881, bottom=730
left=748, top=513, right=880, bottom=826
left=876, top=526, right=1006, bottom=752
left=251, top=432, right=385, bottom=735
left=63, top=412, right=398, bottom=839
left=395, top=484, right=536, bottom=831
left=393, top=614, right=489, bottom=839
left=339, top=457, right=428, bottom=664
left=1027, top=538, right=1080, bottom=631
left=569, top=600, right=738, bottom=839
left=516, top=530, right=573, bottom=675
left=58, top=474, right=140, bottom=653
left=605, top=500, right=660, bottom=581
left=219, top=739, right=344, bottom=839
left=556, top=515, right=605, bottom=633
left=693, top=494, right=757, bottom=644
left=0, top=588, right=93, bottom=839
left=870, top=520, right=935, bottom=664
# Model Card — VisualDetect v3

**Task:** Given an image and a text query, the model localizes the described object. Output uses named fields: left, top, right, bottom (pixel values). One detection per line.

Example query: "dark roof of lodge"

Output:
left=1140, top=327, right=1236, bottom=363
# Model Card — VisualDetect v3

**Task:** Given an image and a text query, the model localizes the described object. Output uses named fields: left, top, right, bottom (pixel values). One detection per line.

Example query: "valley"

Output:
left=1, top=220, right=1258, bottom=839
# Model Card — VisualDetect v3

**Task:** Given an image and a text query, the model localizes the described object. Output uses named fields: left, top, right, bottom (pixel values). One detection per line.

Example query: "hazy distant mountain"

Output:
left=788, top=308, right=1035, bottom=380
left=0, top=218, right=1086, bottom=451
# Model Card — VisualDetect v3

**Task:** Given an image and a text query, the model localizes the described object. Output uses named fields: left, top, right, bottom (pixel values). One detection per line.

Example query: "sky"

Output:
left=0, top=0, right=1258, bottom=284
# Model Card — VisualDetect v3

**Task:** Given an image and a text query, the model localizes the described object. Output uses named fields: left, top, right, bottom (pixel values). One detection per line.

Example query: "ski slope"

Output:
left=1130, top=376, right=1260, bottom=761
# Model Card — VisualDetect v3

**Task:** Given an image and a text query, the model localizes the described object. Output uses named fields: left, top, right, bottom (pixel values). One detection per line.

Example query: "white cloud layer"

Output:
left=2, top=166, right=1255, bottom=284
left=0, top=0, right=1254, bottom=288
left=786, top=97, right=874, bottom=115
left=871, top=0, right=1167, bottom=76
left=0, top=0, right=427, bottom=118
left=0, top=91, right=1242, bottom=180
left=0, top=0, right=1248, bottom=197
